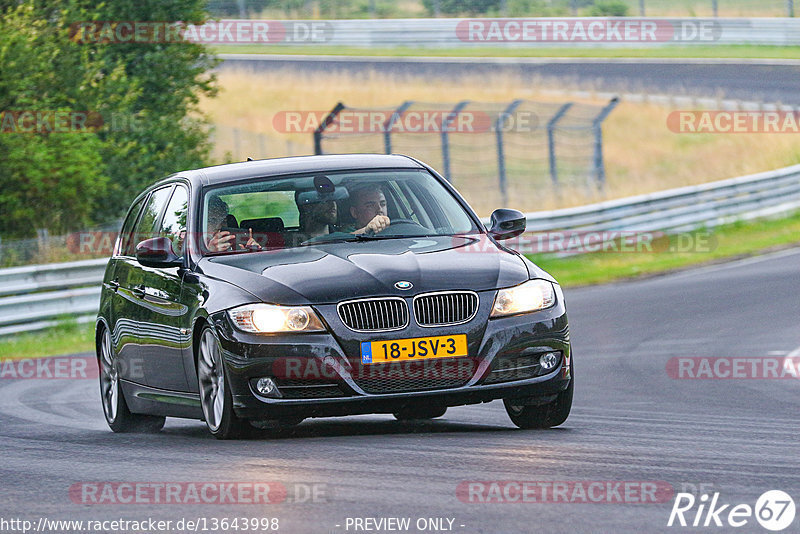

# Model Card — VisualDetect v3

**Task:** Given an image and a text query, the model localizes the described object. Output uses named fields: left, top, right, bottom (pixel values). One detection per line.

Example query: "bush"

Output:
left=588, top=0, right=630, bottom=16
left=422, top=0, right=501, bottom=16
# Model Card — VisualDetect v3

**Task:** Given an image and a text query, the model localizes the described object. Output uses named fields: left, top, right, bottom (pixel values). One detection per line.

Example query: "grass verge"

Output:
left=0, top=320, right=94, bottom=361
left=528, top=211, right=800, bottom=287
left=212, top=44, right=800, bottom=60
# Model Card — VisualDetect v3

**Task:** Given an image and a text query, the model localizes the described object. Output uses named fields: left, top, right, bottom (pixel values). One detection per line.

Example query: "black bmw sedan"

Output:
left=96, top=154, right=572, bottom=439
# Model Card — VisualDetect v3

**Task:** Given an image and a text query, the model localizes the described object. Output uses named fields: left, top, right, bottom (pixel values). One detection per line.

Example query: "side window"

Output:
left=158, top=186, right=188, bottom=255
left=126, top=186, right=173, bottom=255
left=115, top=196, right=146, bottom=257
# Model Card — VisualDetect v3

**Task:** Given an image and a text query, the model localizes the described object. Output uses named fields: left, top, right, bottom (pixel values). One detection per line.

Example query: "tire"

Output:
left=98, top=327, right=165, bottom=433
left=393, top=404, right=447, bottom=421
left=197, top=326, right=252, bottom=439
left=504, top=358, right=574, bottom=429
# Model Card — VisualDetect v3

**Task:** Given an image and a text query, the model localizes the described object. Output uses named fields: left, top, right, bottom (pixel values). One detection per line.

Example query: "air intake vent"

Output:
left=413, top=291, right=479, bottom=327
left=338, top=297, right=409, bottom=332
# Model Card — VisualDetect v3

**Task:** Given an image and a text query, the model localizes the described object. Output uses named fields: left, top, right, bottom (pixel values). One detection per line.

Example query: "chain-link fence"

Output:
left=313, top=98, right=618, bottom=215
left=0, top=221, right=122, bottom=268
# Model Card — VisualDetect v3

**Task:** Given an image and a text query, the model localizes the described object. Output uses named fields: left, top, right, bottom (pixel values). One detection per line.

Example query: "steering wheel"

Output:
left=366, top=218, right=428, bottom=236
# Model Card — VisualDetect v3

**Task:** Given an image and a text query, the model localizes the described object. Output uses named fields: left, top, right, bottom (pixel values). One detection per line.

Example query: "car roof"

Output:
left=163, top=154, right=427, bottom=188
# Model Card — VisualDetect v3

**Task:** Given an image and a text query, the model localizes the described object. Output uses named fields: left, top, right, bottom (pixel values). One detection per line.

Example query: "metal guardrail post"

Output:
left=314, top=102, right=346, bottom=155
left=639, top=0, right=645, bottom=16
left=547, top=103, right=573, bottom=186
left=712, top=0, right=718, bottom=17
left=570, top=0, right=577, bottom=16
left=592, top=97, right=620, bottom=189
left=789, top=0, right=795, bottom=17
left=383, top=100, right=413, bottom=154
left=495, top=99, right=524, bottom=207
left=440, top=100, right=469, bottom=184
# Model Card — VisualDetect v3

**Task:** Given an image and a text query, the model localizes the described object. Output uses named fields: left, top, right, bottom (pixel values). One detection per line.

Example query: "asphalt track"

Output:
left=219, top=54, right=800, bottom=106
left=1, top=247, right=798, bottom=533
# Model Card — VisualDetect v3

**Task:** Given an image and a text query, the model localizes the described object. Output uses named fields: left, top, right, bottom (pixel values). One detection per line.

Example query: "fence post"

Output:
left=570, top=0, right=577, bottom=16
left=639, top=0, right=645, bottom=16
left=314, top=102, right=345, bottom=155
left=712, top=0, right=718, bottom=17
left=789, top=0, right=795, bottom=17
left=547, top=103, right=573, bottom=186
left=591, top=97, right=620, bottom=189
left=440, top=101, right=469, bottom=183
left=383, top=101, right=413, bottom=154
left=495, top=99, right=523, bottom=207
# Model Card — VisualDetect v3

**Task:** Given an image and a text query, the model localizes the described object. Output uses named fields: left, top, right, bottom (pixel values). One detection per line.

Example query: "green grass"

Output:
left=212, top=44, right=800, bottom=60
left=529, top=211, right=800, bottom=287
left=0, top=320, right=95, bottom=361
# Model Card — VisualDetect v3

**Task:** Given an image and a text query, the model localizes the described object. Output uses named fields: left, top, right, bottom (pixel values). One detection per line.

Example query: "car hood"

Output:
left=197, top=235, right=547, bottom=306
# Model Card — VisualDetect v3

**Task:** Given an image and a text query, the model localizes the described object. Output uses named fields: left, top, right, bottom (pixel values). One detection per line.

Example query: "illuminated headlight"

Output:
left=491, top=279, right=556, bottom=318
left=228, top=304, right=326, bottom=333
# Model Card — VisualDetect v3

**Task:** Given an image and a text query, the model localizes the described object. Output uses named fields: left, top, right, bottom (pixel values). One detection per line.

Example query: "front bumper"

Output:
left=211, top=291, right=571, bottom=420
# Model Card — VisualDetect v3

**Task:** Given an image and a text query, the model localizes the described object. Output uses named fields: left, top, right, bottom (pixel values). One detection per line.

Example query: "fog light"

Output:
left=539, top=352, right=559, bottom=371
left=255, top=377, right=281, bottom=398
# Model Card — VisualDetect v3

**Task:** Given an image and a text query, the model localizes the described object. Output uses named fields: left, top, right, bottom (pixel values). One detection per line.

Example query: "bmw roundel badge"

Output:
left=394, top=281, right=413, bottom=290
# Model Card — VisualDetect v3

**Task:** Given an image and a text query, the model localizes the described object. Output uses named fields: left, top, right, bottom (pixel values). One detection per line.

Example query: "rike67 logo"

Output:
left=668, top=490, right=796, bottom=531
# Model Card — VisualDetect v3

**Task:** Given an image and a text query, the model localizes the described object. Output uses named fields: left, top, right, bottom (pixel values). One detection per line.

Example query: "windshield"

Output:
left=198, top=169, right=480, bottom=255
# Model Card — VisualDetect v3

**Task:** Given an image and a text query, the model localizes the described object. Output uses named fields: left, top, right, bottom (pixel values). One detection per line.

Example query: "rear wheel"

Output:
left=197, top=326, right=252, bottom=439
left=98, top=327, right=165, bottom=433
left=393, top=404, right=447, bottom=421
left=504, top=359, right=573, bottom=429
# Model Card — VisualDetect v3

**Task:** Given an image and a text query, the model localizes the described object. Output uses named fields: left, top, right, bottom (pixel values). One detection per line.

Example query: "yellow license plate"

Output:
left=361, top=334, right=468, bottom=365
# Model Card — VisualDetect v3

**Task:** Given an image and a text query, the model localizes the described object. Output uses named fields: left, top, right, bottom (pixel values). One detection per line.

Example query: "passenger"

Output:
left=295, top=191, right=339, bottom=240
left=204, top=196, right=237, bottom=252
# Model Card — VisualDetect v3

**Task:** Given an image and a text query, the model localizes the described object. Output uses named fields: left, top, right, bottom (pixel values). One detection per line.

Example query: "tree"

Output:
left=0, top=0, right=218, bottom=238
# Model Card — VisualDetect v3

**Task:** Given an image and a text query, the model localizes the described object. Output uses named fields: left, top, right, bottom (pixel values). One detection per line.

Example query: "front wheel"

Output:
left=504, top=360, right=573, bottom=429
left=197, top=326, right=252, bottom=439
left=98, top=327, right=165, bottom=433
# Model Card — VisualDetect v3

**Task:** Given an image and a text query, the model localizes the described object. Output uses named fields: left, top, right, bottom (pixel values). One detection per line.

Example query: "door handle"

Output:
left=131, top=284, right=146, bottom=298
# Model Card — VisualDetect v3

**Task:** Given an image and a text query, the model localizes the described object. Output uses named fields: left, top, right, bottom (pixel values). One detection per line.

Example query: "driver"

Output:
left=348, top=184, right=390, bottom=235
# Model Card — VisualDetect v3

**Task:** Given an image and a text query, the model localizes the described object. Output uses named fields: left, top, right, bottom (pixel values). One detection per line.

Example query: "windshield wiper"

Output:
left=204, top=246, right=262, bottom=256
left=354, top=233, right=433, bottom=240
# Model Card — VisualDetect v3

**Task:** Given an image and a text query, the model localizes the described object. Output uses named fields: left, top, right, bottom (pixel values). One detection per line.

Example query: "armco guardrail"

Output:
left=212, top=17, right=800, bottom=47
left=1, top=164, right=799, bottom=337
left=0, top=258, right=107, bottom=337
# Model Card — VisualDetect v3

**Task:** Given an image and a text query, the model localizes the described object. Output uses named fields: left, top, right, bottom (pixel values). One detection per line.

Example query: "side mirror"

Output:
left=488, top=209, right=526, bottom=240
left=136, top=237, right=182, bottom=268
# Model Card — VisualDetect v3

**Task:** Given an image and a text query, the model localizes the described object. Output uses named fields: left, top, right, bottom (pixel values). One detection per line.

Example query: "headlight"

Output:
left=491, top=279, right=556, bottom=318
left=228, top=304, right=326, bottom=333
